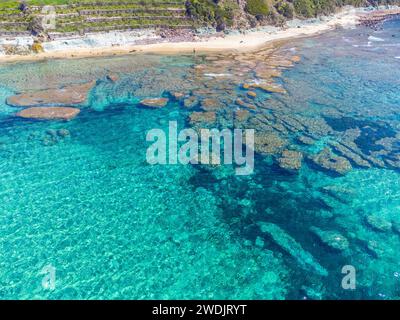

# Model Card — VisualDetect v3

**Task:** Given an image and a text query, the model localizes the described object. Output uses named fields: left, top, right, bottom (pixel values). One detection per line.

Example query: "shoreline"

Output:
left=0, top=6, right=398, bottom=63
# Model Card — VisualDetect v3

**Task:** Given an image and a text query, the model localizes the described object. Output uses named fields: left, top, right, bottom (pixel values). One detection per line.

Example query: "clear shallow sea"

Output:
left=0, top=18, right=400, bottom=300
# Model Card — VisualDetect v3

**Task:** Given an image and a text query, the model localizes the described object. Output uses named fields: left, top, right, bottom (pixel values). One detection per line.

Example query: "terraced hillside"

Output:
left=0, top=0, right=193, bottom=36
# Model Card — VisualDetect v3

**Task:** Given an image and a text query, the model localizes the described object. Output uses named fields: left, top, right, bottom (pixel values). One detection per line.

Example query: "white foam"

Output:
left=204, top=73, right=231, bottom=77
left=368, top=36, right=385, bottom=42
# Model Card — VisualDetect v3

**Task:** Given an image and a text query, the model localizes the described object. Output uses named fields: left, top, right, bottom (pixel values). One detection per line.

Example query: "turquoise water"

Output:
left=1, top=19, right=400, bottom=299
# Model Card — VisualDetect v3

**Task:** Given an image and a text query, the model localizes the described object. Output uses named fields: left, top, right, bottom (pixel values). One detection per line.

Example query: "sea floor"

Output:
left=0, top=18, right=400, bottom=299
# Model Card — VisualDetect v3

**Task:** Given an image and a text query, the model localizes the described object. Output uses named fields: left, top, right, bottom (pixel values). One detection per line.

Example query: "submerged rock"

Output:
left=258, top=222, right=328, bottom=276
left=235, top=109, right=250, bottom=122
left=7, top=81, right=95, bottom=107
left=106, top=74, right=119, bottom=82
left=252, top=83, right=286, bottom=94
left=189, top=112, right=216, bottom=125
left=297, top=135, right=315, bottom=145
left=254, top=132, right=287, bottom=155
left=235, top=98, right=256, bottom=110
left=291, top=55, right=301, bottom=63
left=17, top=107, right=80, bottom=120
left=392, top=220, right=400, bottom=235
left=366, top=215, right=392, bottom=232
left=320, top=185, right=354, bottom=203
left=247, top=91, right=257, bottom=99
left=139, top=98, right=169, bottom=108
left=309, top=148, right=352, bottom=175
left=57, top=129, right=71, bottom=138
left=277, top=150, right=303, bottom=172
left=170, top=92, right=185, bottom=101
left=301, top=285, right=323, bottom=300
left=310, top=226, right=349, bottom=251
left=367, top=240, right=385, bottom=258
left=200, top=98, right=220, bottom=111
left=183, top=96, right=199, bottom=109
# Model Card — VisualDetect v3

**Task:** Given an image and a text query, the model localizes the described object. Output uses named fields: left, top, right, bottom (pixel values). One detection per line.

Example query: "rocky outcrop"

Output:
left=107, top=74, right=119, bottom=82
left=189, top=111, right=216, bottom=125
left=139, top=98, right=169, bottom=108
left=254, top=132, right=287, bottom=155
left=170, top=92, right=185, bottom=101
left=235, top=109, right=250, bottom=122
left=310, top=226, right=349, bottom=251
left=17, top=107, right=80, bottom=120
left=183, top=96, right=199, bottom=108
left=365, top=215, right=392, bottom=232
left=309, top=148, right=352, bottom=175
left=277, top=150, right=303, bottom=172
left=7, top=81, right=95, bottom=108
left=200, top=98, right=221, bottom=111
left=258, top=222, right=328, bottom=277
left=297, top=135, right=315, bottom=145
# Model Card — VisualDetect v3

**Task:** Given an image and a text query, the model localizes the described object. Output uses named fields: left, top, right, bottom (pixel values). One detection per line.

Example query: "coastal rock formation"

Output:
left=309, top=148, right=352, bottom=175
left=235, top=98, right=256, bottom=110
left=258, top=222, right=328, bottom=276
left=310, top=226, right=349, bottom=251
left=189, top=111, right=217, bottom=125
left=200, top=98, right=221, bottom=111
left=235, top=109, right=250, bottom=122
left=320, top=185, right=355, bottom=203
left=277, top=150, right=303, bottom=171
left=247, top=91, right=257, bottom=99
left=57, top=129, right=71, bottom=137
left=365, top=215, right=392, bottom=232
left=367, top=240, right=385, bottom=258
left=7, top=81, right=96, bottom=108
left=107, top=74, right=119, bottom=82
left=183, top=96, right=199, bottom=109
left=254, top=83, right=286, bottom=94
left=42, top=128, right=72, bottom=145
left=139, top=98, right=169, bottom=108
left=17, top=107, right=80, bottom=120
left=392, top=220, right=400, bottom=235
left=297, top=135, right=315, bottom=145
left=170, top=92, right=185, bottom=101
left=254, top=132, right=287, bottom=155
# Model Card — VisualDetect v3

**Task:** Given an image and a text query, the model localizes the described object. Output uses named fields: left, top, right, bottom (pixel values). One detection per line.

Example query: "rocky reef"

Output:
left=258, top=221, right=328, bottom=277
left=310, top=226, right=349, bottom=252
left=7, top=81, right=95, bottom=108
left=139, top=98, right=169, bottom=108
left=309, top=148, right=352, bottom=176
left=277, top=149, right=303, bottom=172
left=16, top=107, right=80, bottom=120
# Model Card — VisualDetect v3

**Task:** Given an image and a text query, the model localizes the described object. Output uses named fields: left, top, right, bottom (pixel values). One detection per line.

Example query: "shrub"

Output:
left=186, top=0, right=235, bottom=29
left=245, top=0, right=270, bottom=17
left=294, top=0, right=316, bottom=18
left=275, top=1, right=294, bottom=19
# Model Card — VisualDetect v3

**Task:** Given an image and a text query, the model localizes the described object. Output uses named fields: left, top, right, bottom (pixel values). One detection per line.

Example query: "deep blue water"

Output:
left=0, top=18, right=400, bottom=299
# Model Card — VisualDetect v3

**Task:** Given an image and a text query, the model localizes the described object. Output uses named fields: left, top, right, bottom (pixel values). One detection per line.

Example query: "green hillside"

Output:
left=0, top=0, right=398, bottom=36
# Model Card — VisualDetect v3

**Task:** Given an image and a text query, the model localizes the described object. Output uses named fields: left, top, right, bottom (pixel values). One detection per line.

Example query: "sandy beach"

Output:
left=0, top=6, right=398, bottom=63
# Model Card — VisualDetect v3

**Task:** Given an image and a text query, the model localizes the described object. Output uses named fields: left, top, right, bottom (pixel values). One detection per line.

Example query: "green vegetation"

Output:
left=186, top=0, right=237, bottom=30
left=0, top=0, right=192, bottom=35
left=245, top=0, right=269, bottom=17
left=0, top=0, right=399, bottom=36
left=275, top=1, right=294, bottom=19
left=293, top=0, right=315, bottom=17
